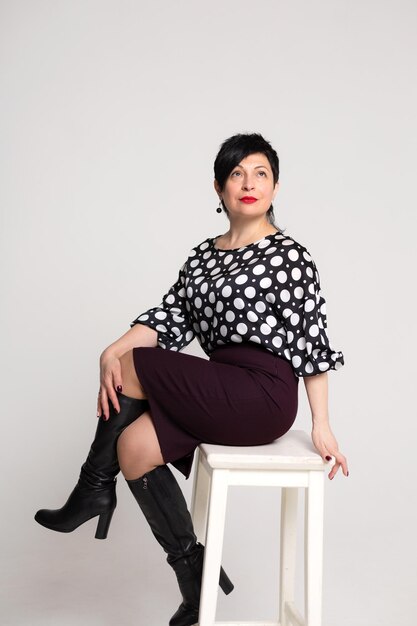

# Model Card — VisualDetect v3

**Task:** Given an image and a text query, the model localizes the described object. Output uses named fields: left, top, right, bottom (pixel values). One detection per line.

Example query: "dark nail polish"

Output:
left=347, top=471, right=349, bottom=476
left=117, top=385, right=122, bottom=392
left=326, top=456, right=332, bottom=461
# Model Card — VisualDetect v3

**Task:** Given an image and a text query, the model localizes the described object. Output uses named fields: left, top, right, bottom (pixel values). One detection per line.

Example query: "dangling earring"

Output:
left=216, top=198, right=222, bottom=213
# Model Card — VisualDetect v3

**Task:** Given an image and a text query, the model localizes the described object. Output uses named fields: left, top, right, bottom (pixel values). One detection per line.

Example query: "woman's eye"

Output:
left=258, top=171, right=267, bottom=176
left=231, top=171, right=241, bottom=177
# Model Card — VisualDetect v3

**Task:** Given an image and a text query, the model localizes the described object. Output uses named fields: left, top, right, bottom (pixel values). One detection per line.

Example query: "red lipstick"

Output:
left=240, top=196, right=257, bottom=204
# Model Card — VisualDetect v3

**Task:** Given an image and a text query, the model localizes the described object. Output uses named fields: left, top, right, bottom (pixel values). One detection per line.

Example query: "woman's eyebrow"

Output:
left=235, top=164, right=269, bottom=170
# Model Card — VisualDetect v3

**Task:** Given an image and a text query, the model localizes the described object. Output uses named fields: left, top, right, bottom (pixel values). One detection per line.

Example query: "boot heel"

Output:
left=95, top=509, right=115, bottom=539
left=219, top=566, right=234, bottom=595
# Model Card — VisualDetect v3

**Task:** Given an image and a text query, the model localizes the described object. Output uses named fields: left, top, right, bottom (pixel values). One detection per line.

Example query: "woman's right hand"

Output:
left=97, top=349, right=123, bottom=420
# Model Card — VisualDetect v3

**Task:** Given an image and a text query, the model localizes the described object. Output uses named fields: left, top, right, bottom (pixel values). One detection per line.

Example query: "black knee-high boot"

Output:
left=126, top=464, right=234, bottom=626
left=35, top=392, right=149, bottom=539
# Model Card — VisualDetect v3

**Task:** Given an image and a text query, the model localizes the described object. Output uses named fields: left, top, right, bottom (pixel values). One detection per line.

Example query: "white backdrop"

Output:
left=1, top=1, right=416, bottom=625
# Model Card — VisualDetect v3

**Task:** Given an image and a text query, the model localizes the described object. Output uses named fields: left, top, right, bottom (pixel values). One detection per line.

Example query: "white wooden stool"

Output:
left=190, top=429, right=329, bottom=626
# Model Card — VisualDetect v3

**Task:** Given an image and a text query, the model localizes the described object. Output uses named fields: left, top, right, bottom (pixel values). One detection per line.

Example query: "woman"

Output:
left=35, top=132, right=348, bottom=626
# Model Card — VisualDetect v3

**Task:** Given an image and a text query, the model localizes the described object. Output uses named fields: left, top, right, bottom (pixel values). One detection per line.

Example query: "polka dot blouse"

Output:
left=130, top=230, right=345, bottom=377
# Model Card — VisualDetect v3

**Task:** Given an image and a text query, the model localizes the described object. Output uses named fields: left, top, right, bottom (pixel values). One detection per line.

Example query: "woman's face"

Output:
left=214, top=152, right=279, bottom=221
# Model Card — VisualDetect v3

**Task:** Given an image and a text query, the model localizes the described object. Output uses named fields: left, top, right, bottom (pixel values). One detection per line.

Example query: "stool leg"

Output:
left=304, top=471, right=324, bottom=626
left=198, top=469, right=229, bottom=626
left=279, top=487, right=298, bottom=626
left=190, top=449, right=212, bottom=543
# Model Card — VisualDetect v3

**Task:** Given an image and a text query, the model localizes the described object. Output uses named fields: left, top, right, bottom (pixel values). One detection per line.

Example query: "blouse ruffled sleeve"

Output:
left=130, top=260, right=195, bottom=352
left=282, top=248, right=345, bottom=377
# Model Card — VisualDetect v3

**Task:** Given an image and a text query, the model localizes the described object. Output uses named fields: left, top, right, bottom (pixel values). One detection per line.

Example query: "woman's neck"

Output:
left=219, top=221, right=279, bottom=249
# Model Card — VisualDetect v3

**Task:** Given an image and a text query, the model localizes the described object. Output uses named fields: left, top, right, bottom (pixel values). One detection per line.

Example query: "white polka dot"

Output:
left=222, top=285, right=232, bottom=297
left=260, top=323, right=272, bottom=335
left=231, top=334, right=243, bottom=342
left=277, top=271, right=287, bottom=283
left=156, top=324, right=168, bottom=333
left=234, top=298, right=245, bottom=309
left=255, top=301, right=266, bottom=313
left=270, top=255, right=284, bottom=267
left=288, top=249, right=299, bottom=262
left=291, top=267, right=302, bottom=280
left=216, top=301, right=224, bottom=313
left=220, top=325, right=228, bottom=337
left=237, top=323, right=248, bottom=334
left=200, top=321, right=209, bottom=332
left=225, top=310, right=235, bottom=322
left=294, top=286, right=304, bottom=299
left=260, top=277, right=272, bottom=289
left=204, top=306, right=213, bottom=317
left=297, top=337, right=306, bottom=350
left=235, top=274, right=248, bottom=284
left=272, top=336, right=283, bottom=348
left=265, top=292, right=276, bottom=304
left=253, top=264, right=266, bottom=275
left=155, top=311, right=167, bottom=320
left=318, top=362, right=329, bottom=371
left=249, top=335, right=261, bottom=343
left=224, top=254, right=234, bottom=265
left=305, top=362, right=314, bottom=374
left=200, top=282, right=208, bottom=294
left=304, top=299, right=315, bottom=312
left=266, top=315, right=277, bottom=327
left=292, top=355, right=302, bottom=367
left=303, top=251, right=312, bottom=262
left=290, top=313, right=300, bottom=326
left=247, top=311, right=258, bottom=322
left=309, top=324, right=319, bottom=337
left=244, top=286, right=256, bottom=298
left=280, top=289, right=291, bottom=302
left=242, top=250, right=254, bottom=259
left=194, top=297, right=202, bottom=308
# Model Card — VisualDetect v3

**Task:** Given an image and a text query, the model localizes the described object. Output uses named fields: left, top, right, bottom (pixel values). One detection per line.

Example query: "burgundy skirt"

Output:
left=132, top=343, right=299, bottom=480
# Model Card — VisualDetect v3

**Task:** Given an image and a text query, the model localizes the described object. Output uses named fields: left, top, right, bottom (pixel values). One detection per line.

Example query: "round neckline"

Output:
left=210, top=230, right=282, bottom=252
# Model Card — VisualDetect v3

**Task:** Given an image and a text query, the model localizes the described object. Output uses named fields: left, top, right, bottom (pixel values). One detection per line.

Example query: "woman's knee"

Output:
left=119, top=350, right=147, bottom=399
left=116, top=415, right=164, bottom=477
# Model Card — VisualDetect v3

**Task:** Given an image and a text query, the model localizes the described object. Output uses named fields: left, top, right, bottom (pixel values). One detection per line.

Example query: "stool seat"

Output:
left=190, top=429, right=329, bottom=626
left=200, top=429, right=325, bottom=471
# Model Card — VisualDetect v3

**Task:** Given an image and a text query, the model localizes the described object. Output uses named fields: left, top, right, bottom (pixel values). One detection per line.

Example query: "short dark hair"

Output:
left=214, top=133, right=283, bottom=229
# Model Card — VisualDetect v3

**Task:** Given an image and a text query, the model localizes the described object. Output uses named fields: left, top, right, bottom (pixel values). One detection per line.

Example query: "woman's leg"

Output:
left=118, top=351, right=233, bottom=626
left=34, top=350, right=150, bottom=538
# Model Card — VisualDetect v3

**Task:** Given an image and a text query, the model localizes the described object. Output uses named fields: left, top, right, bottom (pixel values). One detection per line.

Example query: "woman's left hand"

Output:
left=311, top=421, right=349, bottom=480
